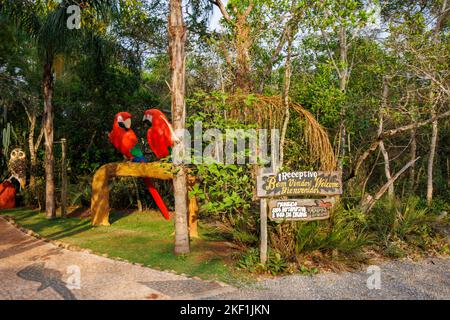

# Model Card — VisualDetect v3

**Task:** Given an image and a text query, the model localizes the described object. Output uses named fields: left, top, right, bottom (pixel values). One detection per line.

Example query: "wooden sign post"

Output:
left=257, top=170, right=342, bottom=265
left=53, top=138, right=68, bottom=217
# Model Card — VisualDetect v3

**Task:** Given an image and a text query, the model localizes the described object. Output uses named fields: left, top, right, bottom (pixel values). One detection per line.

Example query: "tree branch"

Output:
left=209, top=0, right=232, bottom=22
left=35, top=125, right=44, bottom=153
left=362, top=157, right=420, bottom=214
left=347, top=109, right=450, bottom=181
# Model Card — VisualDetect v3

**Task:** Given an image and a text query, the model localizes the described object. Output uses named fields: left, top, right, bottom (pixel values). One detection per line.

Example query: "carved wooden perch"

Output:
left=90, top=162, right=198, bottom=238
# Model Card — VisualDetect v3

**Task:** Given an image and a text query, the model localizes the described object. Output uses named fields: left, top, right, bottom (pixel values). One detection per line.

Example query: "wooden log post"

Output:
left=258, top=130, right=280, bottom=265
left=260, top=197, right=268, bottom=265
left=187, top=174, right=199, bottom=238
left=60, top=138, right=67, bottom=217
left=90, top=162, right=199, bottom=238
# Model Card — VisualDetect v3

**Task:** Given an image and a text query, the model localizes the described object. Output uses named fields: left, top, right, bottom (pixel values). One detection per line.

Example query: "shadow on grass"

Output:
left=1, top=208, right=93, bottom=240
left=39, top=220, right=93, bottom=240
left=109, top=210, right=135, bottom=224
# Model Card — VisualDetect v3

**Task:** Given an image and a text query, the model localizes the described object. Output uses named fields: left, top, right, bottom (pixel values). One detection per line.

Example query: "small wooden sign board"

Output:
left=268, top=198, right=335, bottom=221
left=257, top=171, right=342, bottom=197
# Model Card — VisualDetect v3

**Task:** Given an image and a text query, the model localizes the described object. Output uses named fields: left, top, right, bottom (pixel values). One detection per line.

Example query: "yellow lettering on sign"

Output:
left=266, top=176, right=286, bottom=190
left=288, top=179, right=312, bottom=188
left=313, top=177, right=340, bottom=189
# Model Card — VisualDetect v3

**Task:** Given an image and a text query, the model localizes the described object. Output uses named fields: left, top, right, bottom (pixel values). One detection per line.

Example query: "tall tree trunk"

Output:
left=337, top=24, right=348, bottom=170
left=28, top=113, right=37, bottom=191
left=338, top=25, right=348, bottom=92
left=234, top=10, right=252, bottom=93
left=211, top=1, right=254, bottom=93
left=28, top=116, right=38, bottom=191
left=409, top=126, right=417, bottom=192
left=279, top=27, right=292, bottom=168
left=379, top=78, right=394, bottom=199
left=169, top=0, right=189, bottom=255
left=427, top=107, right=438, bottom=205
left=24, top=100, right=44, bottom=205
left=43, top=63, right=56, bottom=219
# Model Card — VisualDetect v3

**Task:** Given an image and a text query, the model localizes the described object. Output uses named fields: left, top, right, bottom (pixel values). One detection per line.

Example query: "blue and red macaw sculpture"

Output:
left=109, top=112, right=170, bottom=220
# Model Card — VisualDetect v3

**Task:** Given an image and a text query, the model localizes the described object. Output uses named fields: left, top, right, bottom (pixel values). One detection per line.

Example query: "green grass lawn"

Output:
left=0, top=207, right=250, bottom=285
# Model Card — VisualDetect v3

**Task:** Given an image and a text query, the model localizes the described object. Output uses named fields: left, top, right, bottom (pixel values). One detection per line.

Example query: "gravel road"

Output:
left=208, top=257, right=450, bottom=300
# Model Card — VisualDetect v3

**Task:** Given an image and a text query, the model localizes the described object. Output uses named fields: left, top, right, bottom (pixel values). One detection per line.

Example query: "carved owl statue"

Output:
left=8, top=148, right=26, bottom=189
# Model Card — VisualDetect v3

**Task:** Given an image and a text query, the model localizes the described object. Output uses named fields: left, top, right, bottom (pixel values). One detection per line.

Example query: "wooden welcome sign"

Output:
left=257, top=170, right=342, bottom=265
left=257, top=171, right=342, bottom=198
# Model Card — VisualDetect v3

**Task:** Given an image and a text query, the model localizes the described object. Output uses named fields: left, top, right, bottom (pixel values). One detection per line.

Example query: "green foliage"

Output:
left=237, top=248, right=260, bottom=273
left=191, top=163, right=253, bottom=216
left=109, top=177, right=139, bottom=209
left=295, top=206, right=370, bottom=255
left=298, top=264, right=318, bottom=275
left=22, top=177, right=45, bottom=208
left=237, top=248, right=288, bottom=275
left=67, top=176, right=92, bottom=207
left=266, top=251, right=288, bottom=275
left=368, top=196, right=448, bottom=254
left=427, top=197, right=450, bottom=215
left=187, top=93, right=258, bottom=246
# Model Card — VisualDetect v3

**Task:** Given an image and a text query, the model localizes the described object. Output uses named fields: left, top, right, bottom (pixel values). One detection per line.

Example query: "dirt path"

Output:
left=0, top=217, right=233, bottom=300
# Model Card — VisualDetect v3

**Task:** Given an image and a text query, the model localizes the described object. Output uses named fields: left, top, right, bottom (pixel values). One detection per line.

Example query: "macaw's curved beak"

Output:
left=142, top=114, right=152, bottom=126
left=123, top=118, right=131, bottom=129
left=118, top=116, right=132, bottom=130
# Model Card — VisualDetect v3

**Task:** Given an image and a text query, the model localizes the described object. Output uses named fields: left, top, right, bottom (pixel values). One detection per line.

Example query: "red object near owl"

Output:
left=0, top=180, right=17, bottom=209
left=143, top=109, right=176, bottom=159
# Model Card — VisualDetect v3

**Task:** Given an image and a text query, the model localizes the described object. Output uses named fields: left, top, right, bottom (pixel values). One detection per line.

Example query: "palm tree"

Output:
left=1, top=0, right=117, bottom=218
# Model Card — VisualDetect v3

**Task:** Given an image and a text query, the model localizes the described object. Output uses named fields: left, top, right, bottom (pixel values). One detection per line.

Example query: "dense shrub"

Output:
left=368, top=196, right=448, bottom=256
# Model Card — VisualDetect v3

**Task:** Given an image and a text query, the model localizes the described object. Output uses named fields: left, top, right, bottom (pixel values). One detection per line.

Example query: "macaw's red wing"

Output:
left=0, top=181, right=16, bottom=209
left=147, top=127, right=172, bottom=159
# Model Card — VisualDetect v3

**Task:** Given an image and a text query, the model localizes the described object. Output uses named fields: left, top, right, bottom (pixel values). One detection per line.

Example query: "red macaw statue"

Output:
left=142, top=109, right=178, bottom=159
left=109, top=112, right=170, bottom=220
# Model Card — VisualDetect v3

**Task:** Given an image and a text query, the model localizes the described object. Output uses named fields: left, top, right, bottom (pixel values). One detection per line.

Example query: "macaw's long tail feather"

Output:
left=143, top=178, right=170, bottom=220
